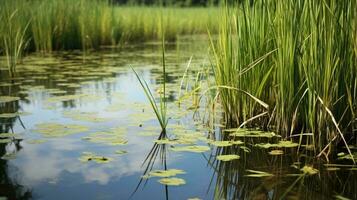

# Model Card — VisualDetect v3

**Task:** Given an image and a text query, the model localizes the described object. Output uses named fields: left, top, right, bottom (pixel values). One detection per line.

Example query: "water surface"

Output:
left=0, top=36, right=356, bottom=200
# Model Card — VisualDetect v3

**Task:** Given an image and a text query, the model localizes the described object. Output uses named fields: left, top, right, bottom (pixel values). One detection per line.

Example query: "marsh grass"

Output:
left=0, top=0, right=219, bottom=53
left=210, top=0, right=357, bottom=159
left=132, top=17, right=168, bottom=133
left=0, top=2, right=30, bottom=76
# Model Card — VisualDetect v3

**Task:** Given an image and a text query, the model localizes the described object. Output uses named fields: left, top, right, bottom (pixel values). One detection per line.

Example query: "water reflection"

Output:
left=0, top=36, right=356, bottom=200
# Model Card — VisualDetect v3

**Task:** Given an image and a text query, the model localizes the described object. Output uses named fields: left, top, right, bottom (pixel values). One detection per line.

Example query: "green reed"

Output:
left=0, top=1, right=30, bottom=76
left=132, top=16, right=168, bottom=133
left=210, top=0, right=357, bottom=158
left=0, top=0, right=219, bottom=53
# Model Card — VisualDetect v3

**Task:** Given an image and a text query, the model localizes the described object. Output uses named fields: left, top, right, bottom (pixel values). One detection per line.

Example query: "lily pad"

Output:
left=148, top=169, right=186, bottom=177
left=0, top=96, right=20, bottom=103
left=158, top=177, right=186, bottom=186
left=115, top=150, right=128, bottom=155
left=268, top=150, right=284, bottom=155
left=79, top=152, right=113, bottom=164
left=301, top=166, right=319, bottom=175
left=216, top=154, right=240, bottom=161
left=255, top=141, right=298, bottom=149
left=0, top=133, right=22, bottom=139
left=170, top=145, right=210, bottom=153
left=82, top=132, right=128, bottom=146
left=1, top=153, right=17, bottom=160
left=209, top=140, right=233, bottom=147
left=155, top=139, right=177, bottom=145
left=229, top=129, right=279, bottom=138
left=0, top=113, right=18, bottom=118
left=34, top=123, right=89, bottom=137
left=0, top=139, right=12, bottom=143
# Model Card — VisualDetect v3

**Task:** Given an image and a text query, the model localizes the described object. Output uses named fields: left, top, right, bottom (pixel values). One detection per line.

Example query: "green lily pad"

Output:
left=158, top=177, right=186, bottom=186
left=148, top=169, right=186, bottom=177
left=155, top=139, right=177, bottom=145
left=82, top=132, right=128, bottom=146
left=79, top=152, right=113, bottom=164
left=0, top=139, right=12, bottom=143
left=0, top=96, right=20, bottom=103
left=216, top=154, right=240, bottom=161
left=268, top=150, right=284, bottom=155
left=115, top=150, right=128, bottom=155
left=209, top=140, right=233, bottom=147
left=0, top=133, right=22, bottom=139
left=325, top=167, right=340, bottom=171
left=229, top=129, right=279, bottom=138
left=301, top=166, right=319, bottom=175
left=1, top=153, right=17, bottom=160
left=337, top=152, right=357, bottom=160
left=255, top=141, right=299, bottom=149
left=170, top=145, right=210, bottom=153
left=34, top=123, right=89, bottom=137
left=0, top=113, right=18, bottom=118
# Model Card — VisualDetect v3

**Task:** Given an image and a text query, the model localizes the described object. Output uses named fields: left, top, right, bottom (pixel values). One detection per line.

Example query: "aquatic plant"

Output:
left=0, top=0, right=219, bottom=53
left=0, top=1, right=30, bottom=76
left=210, top=0, right=357, bottom=159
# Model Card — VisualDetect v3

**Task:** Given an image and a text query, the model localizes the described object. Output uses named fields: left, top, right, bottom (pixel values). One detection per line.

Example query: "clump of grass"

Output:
left=0, top=0, right=219, bottom=54
left=210, top=0, right=357, bottom=159
left=0, top=1, right=30, bottom=76
left=132, top=30, right=168, bottom=133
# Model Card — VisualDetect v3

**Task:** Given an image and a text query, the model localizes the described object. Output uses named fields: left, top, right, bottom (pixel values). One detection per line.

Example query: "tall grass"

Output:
left=0, top=1, right=30, bottom=76
left=0, top=0, right=219, bottom=53
left=210, top=0, right=357, bottom=157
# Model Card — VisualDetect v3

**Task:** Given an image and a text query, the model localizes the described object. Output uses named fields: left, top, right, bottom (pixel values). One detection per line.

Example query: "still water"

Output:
left=0, top=37, right=356, bottom=200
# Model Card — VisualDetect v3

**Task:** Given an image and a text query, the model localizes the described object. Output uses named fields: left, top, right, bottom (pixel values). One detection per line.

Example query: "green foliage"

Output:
left=210, top=0, right=357, bottom=158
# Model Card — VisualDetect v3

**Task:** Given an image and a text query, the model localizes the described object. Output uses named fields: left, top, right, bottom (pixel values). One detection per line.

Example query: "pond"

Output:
left=0, top=36, right=356, bottom=200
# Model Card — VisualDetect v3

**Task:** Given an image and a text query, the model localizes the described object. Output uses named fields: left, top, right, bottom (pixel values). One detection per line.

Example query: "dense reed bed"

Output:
left=210, top=0, right=357, bottom=156
left=0, top=0, right=219, bottom=53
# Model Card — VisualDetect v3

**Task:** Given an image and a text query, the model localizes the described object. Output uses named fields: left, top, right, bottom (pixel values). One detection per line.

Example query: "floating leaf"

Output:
left=0, top=96, right=20, bottom=103
left=82, top=131, right=128, bottom=146
left=114, top=150, right=128, bottom=155
left=216, top=154, right=240, bottom=161
left=34, top=123, right=89, bottom=137
left=0, top=139, right=12, bottom=143
left=0, top=133, right=22, bottom=139
left=301, top=166, right=319, bottom=175
left=158, top=177, right=186, bottom=186
left=326, top=167, right=340, bottom=171
left=209, top=140, right=233, bottom=147
left=255, top=141, right=298, bottom=149
left=268, top=150, right=284, bottom=155
left=170, top=145, right=210, bottom=153
left=79, top=152, right=113, bottom=164
left=1, top=153, right=17, bottom=160
left=229, top=129, right=279, bottom=138
left=338, top=152, right=357, bottom=160
left=155, top=139, right=177, bottom=145
left=0, top=113, right=18, bottom=118
left=148, top=169, right=186, bottom=177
